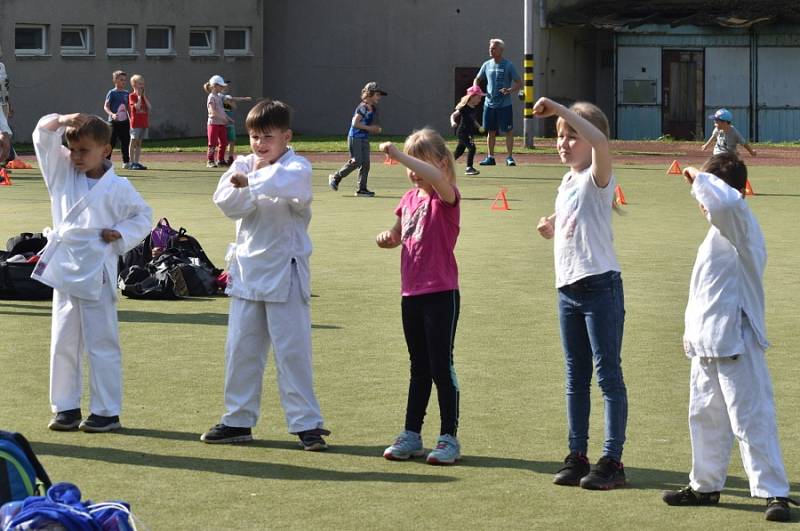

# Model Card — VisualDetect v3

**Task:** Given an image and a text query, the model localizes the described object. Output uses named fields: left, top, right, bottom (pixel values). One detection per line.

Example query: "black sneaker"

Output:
left=553, top=452, right=591, bottom=486
left=200, top=424, right=253, bottom=444
left=662, top=485, right=720, bottom=506
left=48, top=408, right=82, bottom=431
left=765, top=497, right=799, bottom=522
left=579, top=456, right=626, bottom=490
left=79, top=414, right=121, bottom=433
left=355, top=189, right=375, bottom=197
left=297, top=428, right=331, bottom=451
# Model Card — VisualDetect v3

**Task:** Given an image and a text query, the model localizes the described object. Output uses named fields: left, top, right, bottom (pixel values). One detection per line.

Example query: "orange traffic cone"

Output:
left=0, top=168, right=12, bottom=186
left=383, top=154, right=398, bottom=165
left=614, top=184, right=627, bottom=205
left=6, top=159, right=32, bottom=169
left=491, top=187, right=510, bottom=211
left=744, top=179, right=755, bottom=196
left=667, top=160, right=682, bottom=175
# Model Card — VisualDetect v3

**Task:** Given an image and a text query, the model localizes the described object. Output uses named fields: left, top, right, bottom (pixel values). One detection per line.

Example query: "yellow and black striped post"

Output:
left=523, top=53, right=535, bottom=148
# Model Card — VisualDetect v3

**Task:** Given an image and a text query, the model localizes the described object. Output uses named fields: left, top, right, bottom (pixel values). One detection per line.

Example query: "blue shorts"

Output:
left=226, top=124, right=236, bottom=142
left=482, top=105, right=513, bottom=133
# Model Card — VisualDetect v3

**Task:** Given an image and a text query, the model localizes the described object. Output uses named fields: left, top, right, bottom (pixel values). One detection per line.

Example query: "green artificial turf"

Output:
left=1, top=158, right=798, bottom=529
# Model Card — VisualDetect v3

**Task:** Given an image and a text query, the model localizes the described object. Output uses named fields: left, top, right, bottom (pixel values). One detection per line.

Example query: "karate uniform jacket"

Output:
left=31, top=114, right=152, bottom=301
left=213, top=150, right=312, bottom=302
left=683, top=172, right=768, bottom=358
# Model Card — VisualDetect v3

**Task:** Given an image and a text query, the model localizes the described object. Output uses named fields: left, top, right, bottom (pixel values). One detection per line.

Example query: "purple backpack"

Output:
left=150, top=218, right=178, bottom=250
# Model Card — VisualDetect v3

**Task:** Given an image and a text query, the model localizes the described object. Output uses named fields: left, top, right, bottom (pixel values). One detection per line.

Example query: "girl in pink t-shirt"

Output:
left=375, top=128, right=462, bottom=465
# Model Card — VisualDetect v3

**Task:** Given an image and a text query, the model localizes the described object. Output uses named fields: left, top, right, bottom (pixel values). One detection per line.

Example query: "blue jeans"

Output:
left=558, top=271, right=627, bottom=461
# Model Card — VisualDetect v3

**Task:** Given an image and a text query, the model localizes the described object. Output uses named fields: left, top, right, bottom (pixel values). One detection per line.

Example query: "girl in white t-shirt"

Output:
left=534, top=98, right=627, bottom=491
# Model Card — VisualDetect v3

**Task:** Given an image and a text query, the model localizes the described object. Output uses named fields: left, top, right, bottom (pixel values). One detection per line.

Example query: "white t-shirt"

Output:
left=553, top=166, right=621, bottom=287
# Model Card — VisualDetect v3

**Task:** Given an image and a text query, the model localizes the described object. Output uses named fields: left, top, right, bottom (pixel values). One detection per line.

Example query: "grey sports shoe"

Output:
left=426, top=434, right=461, bottom=465
left=328, top=174, right=339, bottom=191
left=383, top=430, right=425, bottom=460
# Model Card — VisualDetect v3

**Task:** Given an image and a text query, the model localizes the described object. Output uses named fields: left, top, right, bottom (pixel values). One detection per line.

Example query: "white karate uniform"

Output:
left=684, top=172, right=788, bottom=498
left=33, top=114, right=152, bottom=416
left=212, top=150, right=324, bottom=433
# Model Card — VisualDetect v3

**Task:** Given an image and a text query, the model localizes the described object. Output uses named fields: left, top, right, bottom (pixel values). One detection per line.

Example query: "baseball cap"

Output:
left=363, top=82, right=388, bottom=96
left=709, top=108, right=732, bottom=122
left=466, top=85, right=486, bottom=97
left=208, top=75, right=227, bottom=87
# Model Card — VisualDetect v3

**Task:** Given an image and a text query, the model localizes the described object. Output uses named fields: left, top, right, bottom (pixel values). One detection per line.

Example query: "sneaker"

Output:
left=123, top=163, right=132, bottom=170
left=426, top=434, right=461, bottom=465
left=48, top=408, right=82, bottom=431
left=355, top=189, right=375, bottom=197
left=217, top=160, right=229, bottom=167
left=553, top=452, right=591, bottom=486
left=200, top=423, right=253, bottom=444
left=464, top=167, right=480, bottom=176
left=133, top=162, right=148, bottom=170
left=766, top=497, right=798, bottom=522
left=78, top=414, right=121, bottom=433
left=478, top=156, right=496, bottom=166
left=206, top=161, right=218, bottom=168
left=506, top=157, right=516, bottom=166
left=662, top=485, right=720, bottom=506
left=328, top=174, right=339, bottom=191
left=383, top=430, right=425, bottom=461
left=297, top=428, right=331, bottom=451
left=227, top=157, right=234, bottom=166
left=579, top=456, right=626, bottom=490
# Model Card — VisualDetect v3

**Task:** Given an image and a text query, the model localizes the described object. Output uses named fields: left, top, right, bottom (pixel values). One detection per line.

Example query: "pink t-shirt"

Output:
left=394, top=186, right=460, bottom=296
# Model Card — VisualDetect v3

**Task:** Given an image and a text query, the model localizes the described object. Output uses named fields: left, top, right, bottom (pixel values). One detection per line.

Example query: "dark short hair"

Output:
left=64, top=115, right=112, bottom=145
left=245, top=99, right=291, bottom=133
left=701, top=152, right=747, bottom=191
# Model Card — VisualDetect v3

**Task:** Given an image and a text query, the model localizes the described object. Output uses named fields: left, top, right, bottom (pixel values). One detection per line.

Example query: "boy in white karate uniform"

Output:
left=32, top=113, right=152, bottom=433
left=662, top=153, right=795, bottom=522
left=202, top=99, right=329, bottom=451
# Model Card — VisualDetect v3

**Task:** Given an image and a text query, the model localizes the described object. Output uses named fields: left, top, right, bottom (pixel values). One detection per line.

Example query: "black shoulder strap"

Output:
left=10, top=432, right=52, bottom=492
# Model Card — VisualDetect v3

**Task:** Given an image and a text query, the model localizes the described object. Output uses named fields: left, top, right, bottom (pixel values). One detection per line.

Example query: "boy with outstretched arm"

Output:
left=32, top=113, right=152, bottom=432
left=662, top=152, right=794, bottom=522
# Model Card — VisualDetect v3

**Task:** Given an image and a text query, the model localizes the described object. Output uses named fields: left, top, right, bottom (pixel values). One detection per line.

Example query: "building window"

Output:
left=146, top=26, right=174, bottom=55
left=107, top=25, right=135, bottom=55
left=223, top=28, right=250, bottom=55
left=15, top=25, right=47, bottom=55
left=189, top=27, right=216, bottom=55
left=61, top=26, right=92, bottom=55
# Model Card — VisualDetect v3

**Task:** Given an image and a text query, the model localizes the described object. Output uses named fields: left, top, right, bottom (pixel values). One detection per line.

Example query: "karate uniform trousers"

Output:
left=689, top=323, right=789, bottom=498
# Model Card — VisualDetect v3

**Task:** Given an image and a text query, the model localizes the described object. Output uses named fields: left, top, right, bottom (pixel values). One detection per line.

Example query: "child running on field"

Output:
left=376, top=128, right=462, bottom=465
left=32, top=112, right=152, bottom=433
left=202, top=99, right=330, bottom=451
left=204, top=75, right=234, bottom=168
left=535, top=97, right=628, bottom=490
left=661, top=153, right=795, bottom=522
left=128, top=74, right=150, bottom=170
left=450, top=85, right=486, bottom=176
left=221, top=81, right=253, bottom=166
left=702, top=108, right=757, bottom=157
left=328, top=81, right=387, bottom=197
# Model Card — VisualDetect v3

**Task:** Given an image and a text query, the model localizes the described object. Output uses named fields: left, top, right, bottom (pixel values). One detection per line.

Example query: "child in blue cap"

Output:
left=702, top=108, right=757, bottom=157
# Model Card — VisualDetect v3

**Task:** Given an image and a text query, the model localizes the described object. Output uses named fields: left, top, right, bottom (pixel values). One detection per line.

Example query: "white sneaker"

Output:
left=383, top=430, right=425, bottom=460
left=426, top=434, right=461, bottom=465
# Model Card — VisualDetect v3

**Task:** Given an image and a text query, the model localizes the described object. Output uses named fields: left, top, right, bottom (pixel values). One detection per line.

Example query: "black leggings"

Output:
left=109, top=120, right=130, bottom=164
left=453, top=133, right=476, bottom=167
left=401, top=290, right=460, bottom=436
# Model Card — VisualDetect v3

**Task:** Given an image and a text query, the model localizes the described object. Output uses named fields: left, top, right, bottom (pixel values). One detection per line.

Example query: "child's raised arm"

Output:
left=533, top=97, right=612, bottom=187
left=379, top=141, right=456, bottom=205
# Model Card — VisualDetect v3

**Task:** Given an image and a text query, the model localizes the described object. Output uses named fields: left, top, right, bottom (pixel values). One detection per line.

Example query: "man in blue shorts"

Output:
left=473, top=38, right=522, bottom=166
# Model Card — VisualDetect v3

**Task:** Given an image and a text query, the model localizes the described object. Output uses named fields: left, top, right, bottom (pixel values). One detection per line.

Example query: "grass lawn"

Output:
left=1, top=157, right=799, bottom=529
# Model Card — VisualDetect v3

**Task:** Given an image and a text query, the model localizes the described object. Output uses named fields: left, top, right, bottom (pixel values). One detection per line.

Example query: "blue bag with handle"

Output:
left=0, top=431, right=51, bottom=506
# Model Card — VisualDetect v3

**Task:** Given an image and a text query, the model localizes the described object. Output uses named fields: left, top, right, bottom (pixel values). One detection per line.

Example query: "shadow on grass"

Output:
left=117, top=309, right=340, bottom=330
left=750, top=193, right=800, bottom=198
left=32, top=439, right=456, bottom=484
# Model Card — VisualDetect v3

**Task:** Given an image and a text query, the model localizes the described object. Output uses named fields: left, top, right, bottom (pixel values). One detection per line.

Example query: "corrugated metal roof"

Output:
left=548, top=0, right=800, bottom=28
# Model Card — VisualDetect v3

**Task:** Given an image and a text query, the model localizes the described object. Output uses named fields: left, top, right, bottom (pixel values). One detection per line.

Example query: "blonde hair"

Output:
left=404, top=128, right=456, bottom=184
left=112, top=70, right=127, bottom=82
left=203, top=82, right=212, bottom=93
left=556, top=101, right=610, bottom=138
left=130, top=74, right=144, bottom=85
left=455, top=94, right=471, bottom=111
